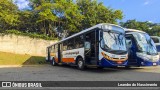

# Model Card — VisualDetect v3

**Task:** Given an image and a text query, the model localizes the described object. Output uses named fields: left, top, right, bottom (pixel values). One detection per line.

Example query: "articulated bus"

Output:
left=46, top=23, right=128, bottom=70
left=125, top=29, right=159, bottom=67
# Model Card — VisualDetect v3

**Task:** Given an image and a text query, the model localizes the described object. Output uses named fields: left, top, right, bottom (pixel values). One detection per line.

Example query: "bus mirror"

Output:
left=85, top=41, right=91, bottom=50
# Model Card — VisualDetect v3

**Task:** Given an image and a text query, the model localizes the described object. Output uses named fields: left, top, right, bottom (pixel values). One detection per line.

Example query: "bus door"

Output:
left=126, top=35, right=137, bottom=64
left=47, top=47, right=50, bottom=62
left=58, top=43, right=62, bottom=63
left=85, top=30, right=97, bottom=65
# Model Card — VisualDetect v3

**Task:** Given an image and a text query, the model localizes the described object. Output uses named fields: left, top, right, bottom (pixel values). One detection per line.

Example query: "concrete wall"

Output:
left=0, top=34, right=57, bottom=56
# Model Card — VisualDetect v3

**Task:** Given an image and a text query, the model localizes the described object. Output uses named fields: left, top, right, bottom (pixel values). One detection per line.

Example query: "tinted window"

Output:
left=75, top=35, right=84, bottom=48
left=51, top=45, right=55, bottom=53
left=55, top=44, right=58, bottom=52
left=67, top=38, right=75, bottom=50
left=152, top=37, right=159, bottom=43
left=156, top=45, right=160, bottom=52
left=63, top=41, right=68, bottom=51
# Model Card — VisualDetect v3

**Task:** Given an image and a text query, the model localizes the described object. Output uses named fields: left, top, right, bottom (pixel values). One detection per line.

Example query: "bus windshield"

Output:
left=133, top=33, right=157, bottom=55
left=101, top=31, right=127, bottom=51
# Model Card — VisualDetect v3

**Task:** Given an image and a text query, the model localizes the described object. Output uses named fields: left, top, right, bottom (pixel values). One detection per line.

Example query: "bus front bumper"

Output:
left=141, top=60, right=159, bottom=66
left=99, top=58, right=128, bottom=67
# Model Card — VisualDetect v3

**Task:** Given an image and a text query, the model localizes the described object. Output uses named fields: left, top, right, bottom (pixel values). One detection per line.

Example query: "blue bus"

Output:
left=125, top=29, right=159, bottom=67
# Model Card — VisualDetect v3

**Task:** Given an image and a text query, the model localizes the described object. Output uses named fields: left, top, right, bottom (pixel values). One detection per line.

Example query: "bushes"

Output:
left=2, top=29, right=58, bottom=40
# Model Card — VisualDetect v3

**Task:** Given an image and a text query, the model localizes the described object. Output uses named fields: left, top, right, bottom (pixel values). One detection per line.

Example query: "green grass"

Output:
left=0, top=52, right=47, bottom=65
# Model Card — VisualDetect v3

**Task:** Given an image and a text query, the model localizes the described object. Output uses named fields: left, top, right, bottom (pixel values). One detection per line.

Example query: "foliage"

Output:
left=3, top=29, right=58, bottom=40
left=0, top=0, right=124, bottom=39
left=76, top=0, right=123, bottom=30
left=0, top=0, right=19, bottom=30
left=120, top=20, right=160, bottom=36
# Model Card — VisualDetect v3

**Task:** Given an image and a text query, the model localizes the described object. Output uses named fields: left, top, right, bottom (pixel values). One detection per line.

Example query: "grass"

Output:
left=0, top=52, right=47, bottom=65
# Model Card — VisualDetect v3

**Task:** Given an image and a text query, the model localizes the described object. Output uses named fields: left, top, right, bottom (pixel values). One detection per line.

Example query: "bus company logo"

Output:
left=2, top=82, right=11, bottom=87
left=65, top=51, right=79, bottom=55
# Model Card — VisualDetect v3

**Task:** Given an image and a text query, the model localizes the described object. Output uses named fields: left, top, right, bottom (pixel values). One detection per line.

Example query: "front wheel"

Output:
left=125, top=66, right=131, bottom=69
left=77, top=58, right=85, bottom=70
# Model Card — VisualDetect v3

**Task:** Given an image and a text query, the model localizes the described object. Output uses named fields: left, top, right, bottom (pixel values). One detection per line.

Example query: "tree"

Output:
left=76, top=0, right=123, bottom=30
left=29, top=0, right=57, bottom=37
left=120, top=20, right=160, bottom=36
left=0, top=0, right=19, bottom=31
left=53, top=0, right=84, bottom=36
left=18, top=10, right=38, bottom=33
left=29, top=0, right=83, bottom=37
left=120, top=20, right=150, bottom=31
left=0, top=0, right=125, bottom=39
left=151, top=25, right=160, bottom=36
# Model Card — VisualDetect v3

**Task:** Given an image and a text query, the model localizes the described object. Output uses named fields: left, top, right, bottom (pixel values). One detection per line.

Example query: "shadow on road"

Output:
left=52, top=64, right=144, bottom=73
left=112, top=67, right=144, bottom=70
left=22, top=56, right=46, bottom=65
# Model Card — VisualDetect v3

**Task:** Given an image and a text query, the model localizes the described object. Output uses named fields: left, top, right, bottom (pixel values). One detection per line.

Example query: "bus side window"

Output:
left=67, top=38, right=75, bottom=50
left=55, top=44, right=58, bottom=52
left=152, top=37, right=159, bottom=43
left=63, top=41, right=67, bottom=51
left=51, top=45, right=55, bottom=53
left=75, top=35, right=84, bottom=48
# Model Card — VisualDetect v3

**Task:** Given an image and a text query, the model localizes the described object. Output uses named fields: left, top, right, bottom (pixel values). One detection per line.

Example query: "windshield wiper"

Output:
left=108, top=32, right=118, bottom=45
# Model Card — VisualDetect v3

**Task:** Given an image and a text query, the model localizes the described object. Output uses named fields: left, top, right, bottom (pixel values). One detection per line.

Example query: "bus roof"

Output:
left=125, top=28, right=146, bottom=34
left=47, top=23, right=123, bottom=48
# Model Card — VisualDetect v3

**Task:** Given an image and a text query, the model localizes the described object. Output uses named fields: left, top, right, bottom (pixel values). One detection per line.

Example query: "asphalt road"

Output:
left=0, top=65, right=160, bottom=81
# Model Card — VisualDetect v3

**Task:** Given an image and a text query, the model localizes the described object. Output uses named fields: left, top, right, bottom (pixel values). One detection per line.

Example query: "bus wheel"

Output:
left=97, top=66, right=104, bottom=69
left=77, top=58, right=85, bottom=70
left=125, top=66, right=131, bottom=69
left=51, top=58, right=57, bottom=66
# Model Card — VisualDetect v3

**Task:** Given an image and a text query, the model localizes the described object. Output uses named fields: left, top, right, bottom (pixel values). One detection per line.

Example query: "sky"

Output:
left=99, top=0, right=160, bottom=23
left=13, top=0, right=30, bottom=10
left=14, top=0, right=160, bottom=23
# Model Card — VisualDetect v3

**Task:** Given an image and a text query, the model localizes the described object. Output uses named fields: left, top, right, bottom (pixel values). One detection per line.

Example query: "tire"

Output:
left=125, top=66, right=131, bottom=69
left=51, top=58, right=57, bottom=66
left=77, top=58, right=85, bottom=70
left=97, top=66, right=104, bottom=69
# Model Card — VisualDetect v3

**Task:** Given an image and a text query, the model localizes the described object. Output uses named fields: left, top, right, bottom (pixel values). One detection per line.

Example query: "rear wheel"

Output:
left=97, top=66, right=104, bottom=69
left=77, top=58, right=85, bottom=70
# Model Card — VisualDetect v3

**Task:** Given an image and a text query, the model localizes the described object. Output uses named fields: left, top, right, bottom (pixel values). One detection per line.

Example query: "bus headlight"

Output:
left=150, top=55, right=159, bottom=62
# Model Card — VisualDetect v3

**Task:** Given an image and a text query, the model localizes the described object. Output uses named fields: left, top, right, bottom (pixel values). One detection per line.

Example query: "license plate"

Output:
left=153, top=63, right=157, bottom=66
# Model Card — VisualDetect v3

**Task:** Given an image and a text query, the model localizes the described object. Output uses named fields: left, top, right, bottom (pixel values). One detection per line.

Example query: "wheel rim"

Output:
left=78, top=61, right=83, bottom=68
